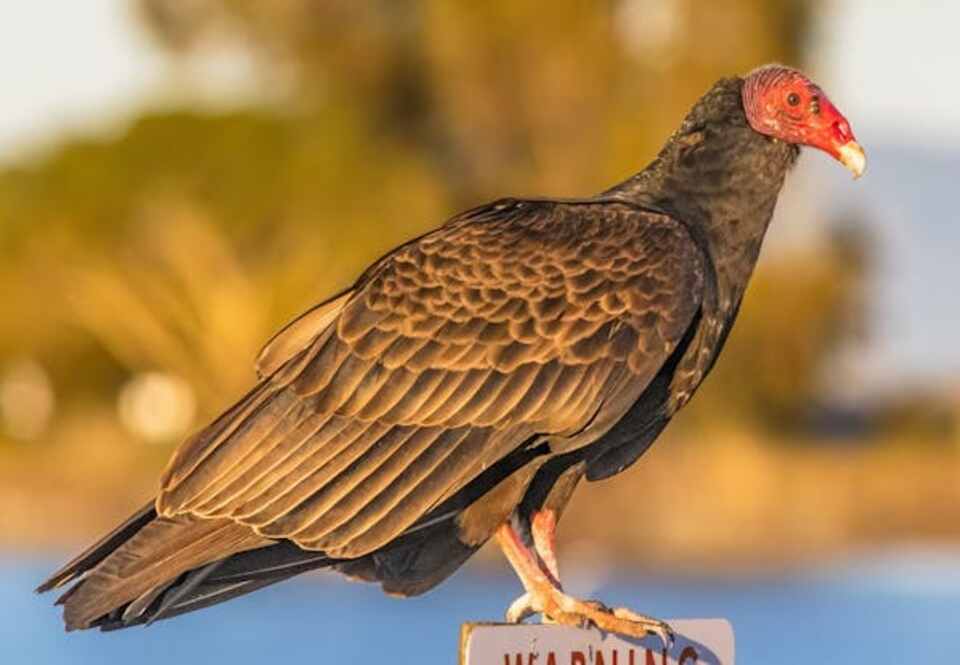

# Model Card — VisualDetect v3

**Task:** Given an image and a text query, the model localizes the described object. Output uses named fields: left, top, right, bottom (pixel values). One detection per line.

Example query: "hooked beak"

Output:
left=837, top=140, right=866, bottom=179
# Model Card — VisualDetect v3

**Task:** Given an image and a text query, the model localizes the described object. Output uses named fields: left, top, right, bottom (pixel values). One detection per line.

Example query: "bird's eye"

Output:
left=787, top=92, right=801, bottom=106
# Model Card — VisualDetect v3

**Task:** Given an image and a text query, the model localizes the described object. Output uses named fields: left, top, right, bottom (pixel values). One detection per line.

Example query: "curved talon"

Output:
left=505, top=592, right=536, bottom=623
left=505, top=591, right=562, bottom=625
left=572, top=599, right=673, bottom=644
left=611, top=607, right=675, bottom=648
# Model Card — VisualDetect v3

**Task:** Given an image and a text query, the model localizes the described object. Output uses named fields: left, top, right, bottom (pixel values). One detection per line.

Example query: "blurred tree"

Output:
left=134, top=0, right=814, bottom=202
left=0, top=110, right=448, bottom=412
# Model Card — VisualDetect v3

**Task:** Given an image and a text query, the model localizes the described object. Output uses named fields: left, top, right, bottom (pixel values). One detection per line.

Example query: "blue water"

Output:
left=3, top=551, right=958, bottom=664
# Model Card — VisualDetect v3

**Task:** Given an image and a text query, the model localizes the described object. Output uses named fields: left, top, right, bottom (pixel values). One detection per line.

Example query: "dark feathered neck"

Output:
left=604, top=77, right=799, bottom=304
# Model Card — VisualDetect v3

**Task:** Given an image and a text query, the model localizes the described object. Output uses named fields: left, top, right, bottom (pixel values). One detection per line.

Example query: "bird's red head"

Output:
left=742, top=65, right=865, bottom=178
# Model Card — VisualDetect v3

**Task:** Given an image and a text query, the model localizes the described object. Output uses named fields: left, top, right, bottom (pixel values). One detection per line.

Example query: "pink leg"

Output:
left=531, top=509, right=561, bottom=585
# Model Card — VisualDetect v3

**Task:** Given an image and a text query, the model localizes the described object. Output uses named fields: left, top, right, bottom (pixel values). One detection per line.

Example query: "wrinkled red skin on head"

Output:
left=742, top=65, right=857, bottom=161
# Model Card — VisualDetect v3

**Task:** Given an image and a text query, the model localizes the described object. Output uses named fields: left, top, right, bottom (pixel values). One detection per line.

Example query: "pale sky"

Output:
left=0, top=1, right=163, bottom=160
left=0, top=0, right=258, bottom=162
left=0, top=0, right=957, bottom=391
left=817, top=0, right=960, bottom=148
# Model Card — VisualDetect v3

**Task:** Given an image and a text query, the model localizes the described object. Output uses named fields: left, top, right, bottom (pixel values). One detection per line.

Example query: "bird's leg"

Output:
left=496, top=511, right=674, bottom=647
left=520, top=510, right=562, bottom=624
left=497, top=511, right=562, bottom=624
left=531, top=509, right=561, bottom=583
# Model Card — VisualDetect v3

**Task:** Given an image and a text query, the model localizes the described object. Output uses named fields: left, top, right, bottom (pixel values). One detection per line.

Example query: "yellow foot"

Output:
left=504, top=589, right=673, bottom=647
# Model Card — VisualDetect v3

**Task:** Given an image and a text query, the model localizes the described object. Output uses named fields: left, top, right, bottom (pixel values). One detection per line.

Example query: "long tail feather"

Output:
left=36, top=501, right=156, bottom=593
left=92, top=542, right=336, bottom=630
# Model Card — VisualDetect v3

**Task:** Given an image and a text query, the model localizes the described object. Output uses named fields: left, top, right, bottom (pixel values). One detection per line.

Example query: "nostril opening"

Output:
left=832, top=121, right=851, bottom=143
left=833, top=120, right=853, bottom=143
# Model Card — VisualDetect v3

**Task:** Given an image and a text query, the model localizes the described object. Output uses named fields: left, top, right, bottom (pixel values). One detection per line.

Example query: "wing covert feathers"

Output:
left=157, top=199, right=705, bottom=559
left=255, top=291, right=352, bottom=378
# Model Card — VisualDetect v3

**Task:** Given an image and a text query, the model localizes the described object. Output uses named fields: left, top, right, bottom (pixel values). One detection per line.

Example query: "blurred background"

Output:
left=1, top=1, right=957, bottom=663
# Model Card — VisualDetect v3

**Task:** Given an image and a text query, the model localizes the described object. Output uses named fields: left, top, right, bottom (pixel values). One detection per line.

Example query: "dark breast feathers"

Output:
left=156, top=198, right=707, bottom=560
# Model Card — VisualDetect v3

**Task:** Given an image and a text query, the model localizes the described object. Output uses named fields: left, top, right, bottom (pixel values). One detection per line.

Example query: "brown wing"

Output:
left=157, top=198, right=705, bottom=559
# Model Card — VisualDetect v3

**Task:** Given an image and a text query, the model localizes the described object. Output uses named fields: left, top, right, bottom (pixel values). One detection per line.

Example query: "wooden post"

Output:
left=460, top=619, right=734, bottom=665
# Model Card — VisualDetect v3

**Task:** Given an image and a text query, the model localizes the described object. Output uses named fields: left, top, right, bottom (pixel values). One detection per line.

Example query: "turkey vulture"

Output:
left=38, top=64, right=864, bottom=642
